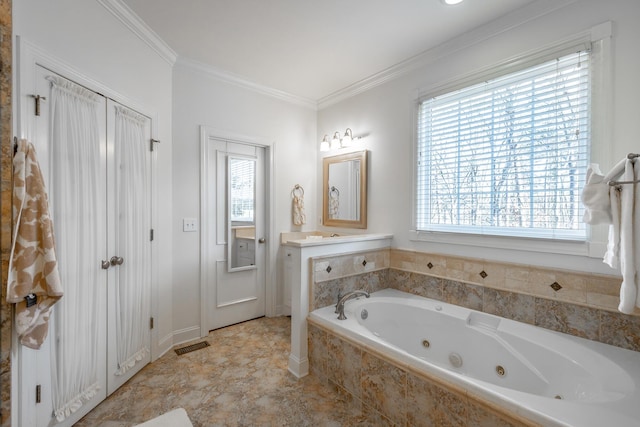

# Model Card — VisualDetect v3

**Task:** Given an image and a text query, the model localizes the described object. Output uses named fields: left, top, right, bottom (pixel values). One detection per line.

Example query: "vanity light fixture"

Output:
left=341, top=128, right=354, bottom=147
left=320, top=135, right=331, bottom=152
left=319, top=128, right=362, bottom=152
left=330, top=131, right=342, bottom=150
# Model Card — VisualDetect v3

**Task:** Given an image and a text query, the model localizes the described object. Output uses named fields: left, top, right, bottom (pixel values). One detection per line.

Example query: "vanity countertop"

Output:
left=281, top=232, right=393, bottom=247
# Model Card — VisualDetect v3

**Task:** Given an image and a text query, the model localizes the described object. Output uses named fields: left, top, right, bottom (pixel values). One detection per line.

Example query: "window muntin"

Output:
left=416, top=50, right=590, bottom=240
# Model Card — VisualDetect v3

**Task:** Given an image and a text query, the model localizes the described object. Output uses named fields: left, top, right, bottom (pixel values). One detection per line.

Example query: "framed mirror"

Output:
left=323, top=150, right=368, bottom=228
left=227, top=155, right=257, bottom=272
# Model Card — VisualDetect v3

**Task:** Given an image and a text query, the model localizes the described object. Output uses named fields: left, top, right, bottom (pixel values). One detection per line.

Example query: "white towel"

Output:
left=617, top=159, right=640, bottom=314
left=581, top=164, right=612, bottom=225
left=603, top=184, right=621, bottom=269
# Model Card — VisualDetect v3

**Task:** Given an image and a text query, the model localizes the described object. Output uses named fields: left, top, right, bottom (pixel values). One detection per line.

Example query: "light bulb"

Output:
left=330, top=132, right=341, bottom=150
left=342, top=128, right=353, bottom=147
left=320, top=135, right=330, bottom=152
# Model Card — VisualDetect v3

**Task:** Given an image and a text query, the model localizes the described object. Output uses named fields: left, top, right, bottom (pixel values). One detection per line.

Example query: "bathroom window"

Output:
left=415, top=49, right=591, bottom=241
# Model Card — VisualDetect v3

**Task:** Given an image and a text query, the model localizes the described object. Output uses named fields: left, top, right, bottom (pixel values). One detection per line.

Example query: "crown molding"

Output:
left=176, top=57, right=318, bottom=110
left=97, top=0, right=177, bottom=66
left=318, top=0, right=578, bottom=109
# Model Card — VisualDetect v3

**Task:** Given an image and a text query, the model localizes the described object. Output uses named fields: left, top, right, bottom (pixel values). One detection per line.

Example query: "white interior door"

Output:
left=203, top=138, right=266, bottom=331
left=20, top=65, right=109, bottom=427
left=16, top=65, right=152, bottom=426
left=106, top=99, right=152, bottom=395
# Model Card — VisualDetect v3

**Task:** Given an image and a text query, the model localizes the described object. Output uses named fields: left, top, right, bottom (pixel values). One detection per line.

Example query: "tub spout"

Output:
left=336, top=290, right=370, bottom=320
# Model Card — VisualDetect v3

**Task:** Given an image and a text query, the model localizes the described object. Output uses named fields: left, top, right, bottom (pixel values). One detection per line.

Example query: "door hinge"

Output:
left=150, top=317, right=154, bottom=329
left=30, top=94, right=46, bottom=116
left=36, top=384, right=41, bottom=403
left=150, top=138, right=160, bottom=152
left=150, top=229, right=154, bottom=241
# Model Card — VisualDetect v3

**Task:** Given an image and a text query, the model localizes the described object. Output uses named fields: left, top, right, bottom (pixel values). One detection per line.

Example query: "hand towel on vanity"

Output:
left=8, top=139, right=63, bottom=349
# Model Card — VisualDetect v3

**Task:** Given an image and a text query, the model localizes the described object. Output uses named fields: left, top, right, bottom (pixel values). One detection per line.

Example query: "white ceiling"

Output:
left=121, top=0, right=537, bottom=102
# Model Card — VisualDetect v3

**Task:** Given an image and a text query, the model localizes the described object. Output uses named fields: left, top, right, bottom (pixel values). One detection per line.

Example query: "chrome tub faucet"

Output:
left=336, top=290, right=370, bottom=320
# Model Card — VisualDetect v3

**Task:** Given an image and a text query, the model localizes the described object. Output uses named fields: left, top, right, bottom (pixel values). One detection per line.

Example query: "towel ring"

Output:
left=291, top=184, right=304, bottom=198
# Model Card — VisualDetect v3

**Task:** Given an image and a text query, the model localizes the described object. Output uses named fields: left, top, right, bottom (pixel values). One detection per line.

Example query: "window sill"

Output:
left=410, top=229, right=592, bottom=257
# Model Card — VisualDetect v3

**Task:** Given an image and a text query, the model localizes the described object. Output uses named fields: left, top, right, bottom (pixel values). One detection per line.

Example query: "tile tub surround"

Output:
left=310, top=248, right=391, bottom=311
left=310, top=249, right=640, bottom=353
left=308, top=322, right=533, bottom=427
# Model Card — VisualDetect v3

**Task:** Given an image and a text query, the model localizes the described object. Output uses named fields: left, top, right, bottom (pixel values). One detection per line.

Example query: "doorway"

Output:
left=200, top=128, right=273, bottom=333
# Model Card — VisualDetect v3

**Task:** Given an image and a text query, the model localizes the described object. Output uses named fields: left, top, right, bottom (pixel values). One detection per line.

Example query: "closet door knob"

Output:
left=110, top=256, right=124, bottom=266
left=101, top=260, right=111, bottom=270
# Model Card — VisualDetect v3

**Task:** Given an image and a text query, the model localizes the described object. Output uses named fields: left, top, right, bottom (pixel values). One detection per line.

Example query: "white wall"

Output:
left=317, top=0, right=640, bottom=276
left=171, top=61, right=317, bottom=339
left=13, top=0, right=174, bottom=357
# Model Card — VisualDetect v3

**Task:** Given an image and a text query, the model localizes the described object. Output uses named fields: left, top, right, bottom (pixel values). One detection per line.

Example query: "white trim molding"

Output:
left=178, top=57, right=317, bottom=110
left=97, top=0, right=178, bottom=66
left=318, top=0, right=578, bottom=109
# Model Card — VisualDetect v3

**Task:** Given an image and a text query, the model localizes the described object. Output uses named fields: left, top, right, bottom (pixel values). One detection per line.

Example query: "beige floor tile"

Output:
left=77, top=317, right=363, bottom=427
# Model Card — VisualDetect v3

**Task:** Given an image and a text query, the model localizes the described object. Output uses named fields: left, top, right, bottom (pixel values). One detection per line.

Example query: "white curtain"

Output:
left=47, top=76, right=104, bottom=422
left=113, top=105, right=151, bottom=375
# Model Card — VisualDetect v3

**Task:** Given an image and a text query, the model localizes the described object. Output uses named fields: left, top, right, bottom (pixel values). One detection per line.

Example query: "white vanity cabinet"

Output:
left=282, top=246, right=297, bottom=315
left=281, top=233, right=392, bottom=378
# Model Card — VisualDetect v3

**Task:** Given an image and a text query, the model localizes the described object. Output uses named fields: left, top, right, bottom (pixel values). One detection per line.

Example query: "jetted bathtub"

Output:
left=309, top=289, right=640, bottom=427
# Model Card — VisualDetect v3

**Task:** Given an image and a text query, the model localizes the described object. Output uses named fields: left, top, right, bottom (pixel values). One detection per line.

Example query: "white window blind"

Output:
left=416, top=49, right=590, bottom=240
left=229, top=157, right=255, bottom=223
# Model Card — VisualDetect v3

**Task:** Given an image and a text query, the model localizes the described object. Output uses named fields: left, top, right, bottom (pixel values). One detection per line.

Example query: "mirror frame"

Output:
left=322, top=150, right=368, bottom=229
left=227, top=154, right=258, bottom=272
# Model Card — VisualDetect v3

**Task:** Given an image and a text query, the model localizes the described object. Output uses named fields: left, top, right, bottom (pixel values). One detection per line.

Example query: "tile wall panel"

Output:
left=309, top=249, right=639, bottom=353
left=308, top=320, right=537, bottom=427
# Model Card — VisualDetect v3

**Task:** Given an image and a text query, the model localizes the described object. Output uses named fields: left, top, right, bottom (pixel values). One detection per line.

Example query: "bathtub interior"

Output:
left=350, top=297, right=634, bottom=403
left=309, top=288, right=640, bottom=427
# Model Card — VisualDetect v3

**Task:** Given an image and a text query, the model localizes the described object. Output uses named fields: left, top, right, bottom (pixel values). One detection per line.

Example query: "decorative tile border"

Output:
left=309, top=248, right=639, bottom=353
left=386, top=270, right=640, bottom=353
left=309, top=249, right=390, bottom=311
left=312, top=249, right=389, bottom=284
left=390, top=249, right=631, bottom=315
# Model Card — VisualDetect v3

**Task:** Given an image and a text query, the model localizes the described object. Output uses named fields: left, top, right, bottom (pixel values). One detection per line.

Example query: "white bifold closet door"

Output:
left=20, top=65, right=152, bottom=427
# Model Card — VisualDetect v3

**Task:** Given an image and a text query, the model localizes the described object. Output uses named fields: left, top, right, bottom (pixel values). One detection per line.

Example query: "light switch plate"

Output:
left=183, top=218, right=198, bottom=232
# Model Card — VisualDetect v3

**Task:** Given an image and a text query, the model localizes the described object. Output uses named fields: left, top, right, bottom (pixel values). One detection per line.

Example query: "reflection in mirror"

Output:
left=228, top=156, right=257, bottom=272
left=323, top=150, right=367, bottom=229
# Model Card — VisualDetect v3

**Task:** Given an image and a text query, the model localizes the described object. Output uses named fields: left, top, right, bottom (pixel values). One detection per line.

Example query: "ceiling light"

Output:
left=442, top=0, right=464, bottom=5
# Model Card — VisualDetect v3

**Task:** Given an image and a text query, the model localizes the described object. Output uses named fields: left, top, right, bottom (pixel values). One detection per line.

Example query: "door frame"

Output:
left=199, top=125, right=276, bottom=337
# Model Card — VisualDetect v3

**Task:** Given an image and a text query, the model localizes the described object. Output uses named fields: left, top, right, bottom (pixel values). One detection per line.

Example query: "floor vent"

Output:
left=174, top=341, right=210, bottom=355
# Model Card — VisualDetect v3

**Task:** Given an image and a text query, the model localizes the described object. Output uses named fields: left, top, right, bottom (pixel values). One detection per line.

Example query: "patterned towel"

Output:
left=8, top=139, right=63, bottom=349
left=292, top=185, right=306, bottom=226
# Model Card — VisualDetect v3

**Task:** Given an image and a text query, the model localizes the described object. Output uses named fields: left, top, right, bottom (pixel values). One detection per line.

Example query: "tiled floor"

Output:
left=76, top=316, right=366, bottom=426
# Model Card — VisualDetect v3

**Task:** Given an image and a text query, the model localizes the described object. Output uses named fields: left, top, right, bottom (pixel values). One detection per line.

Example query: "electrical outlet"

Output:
left=183, top=218, right=198, bottom=232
